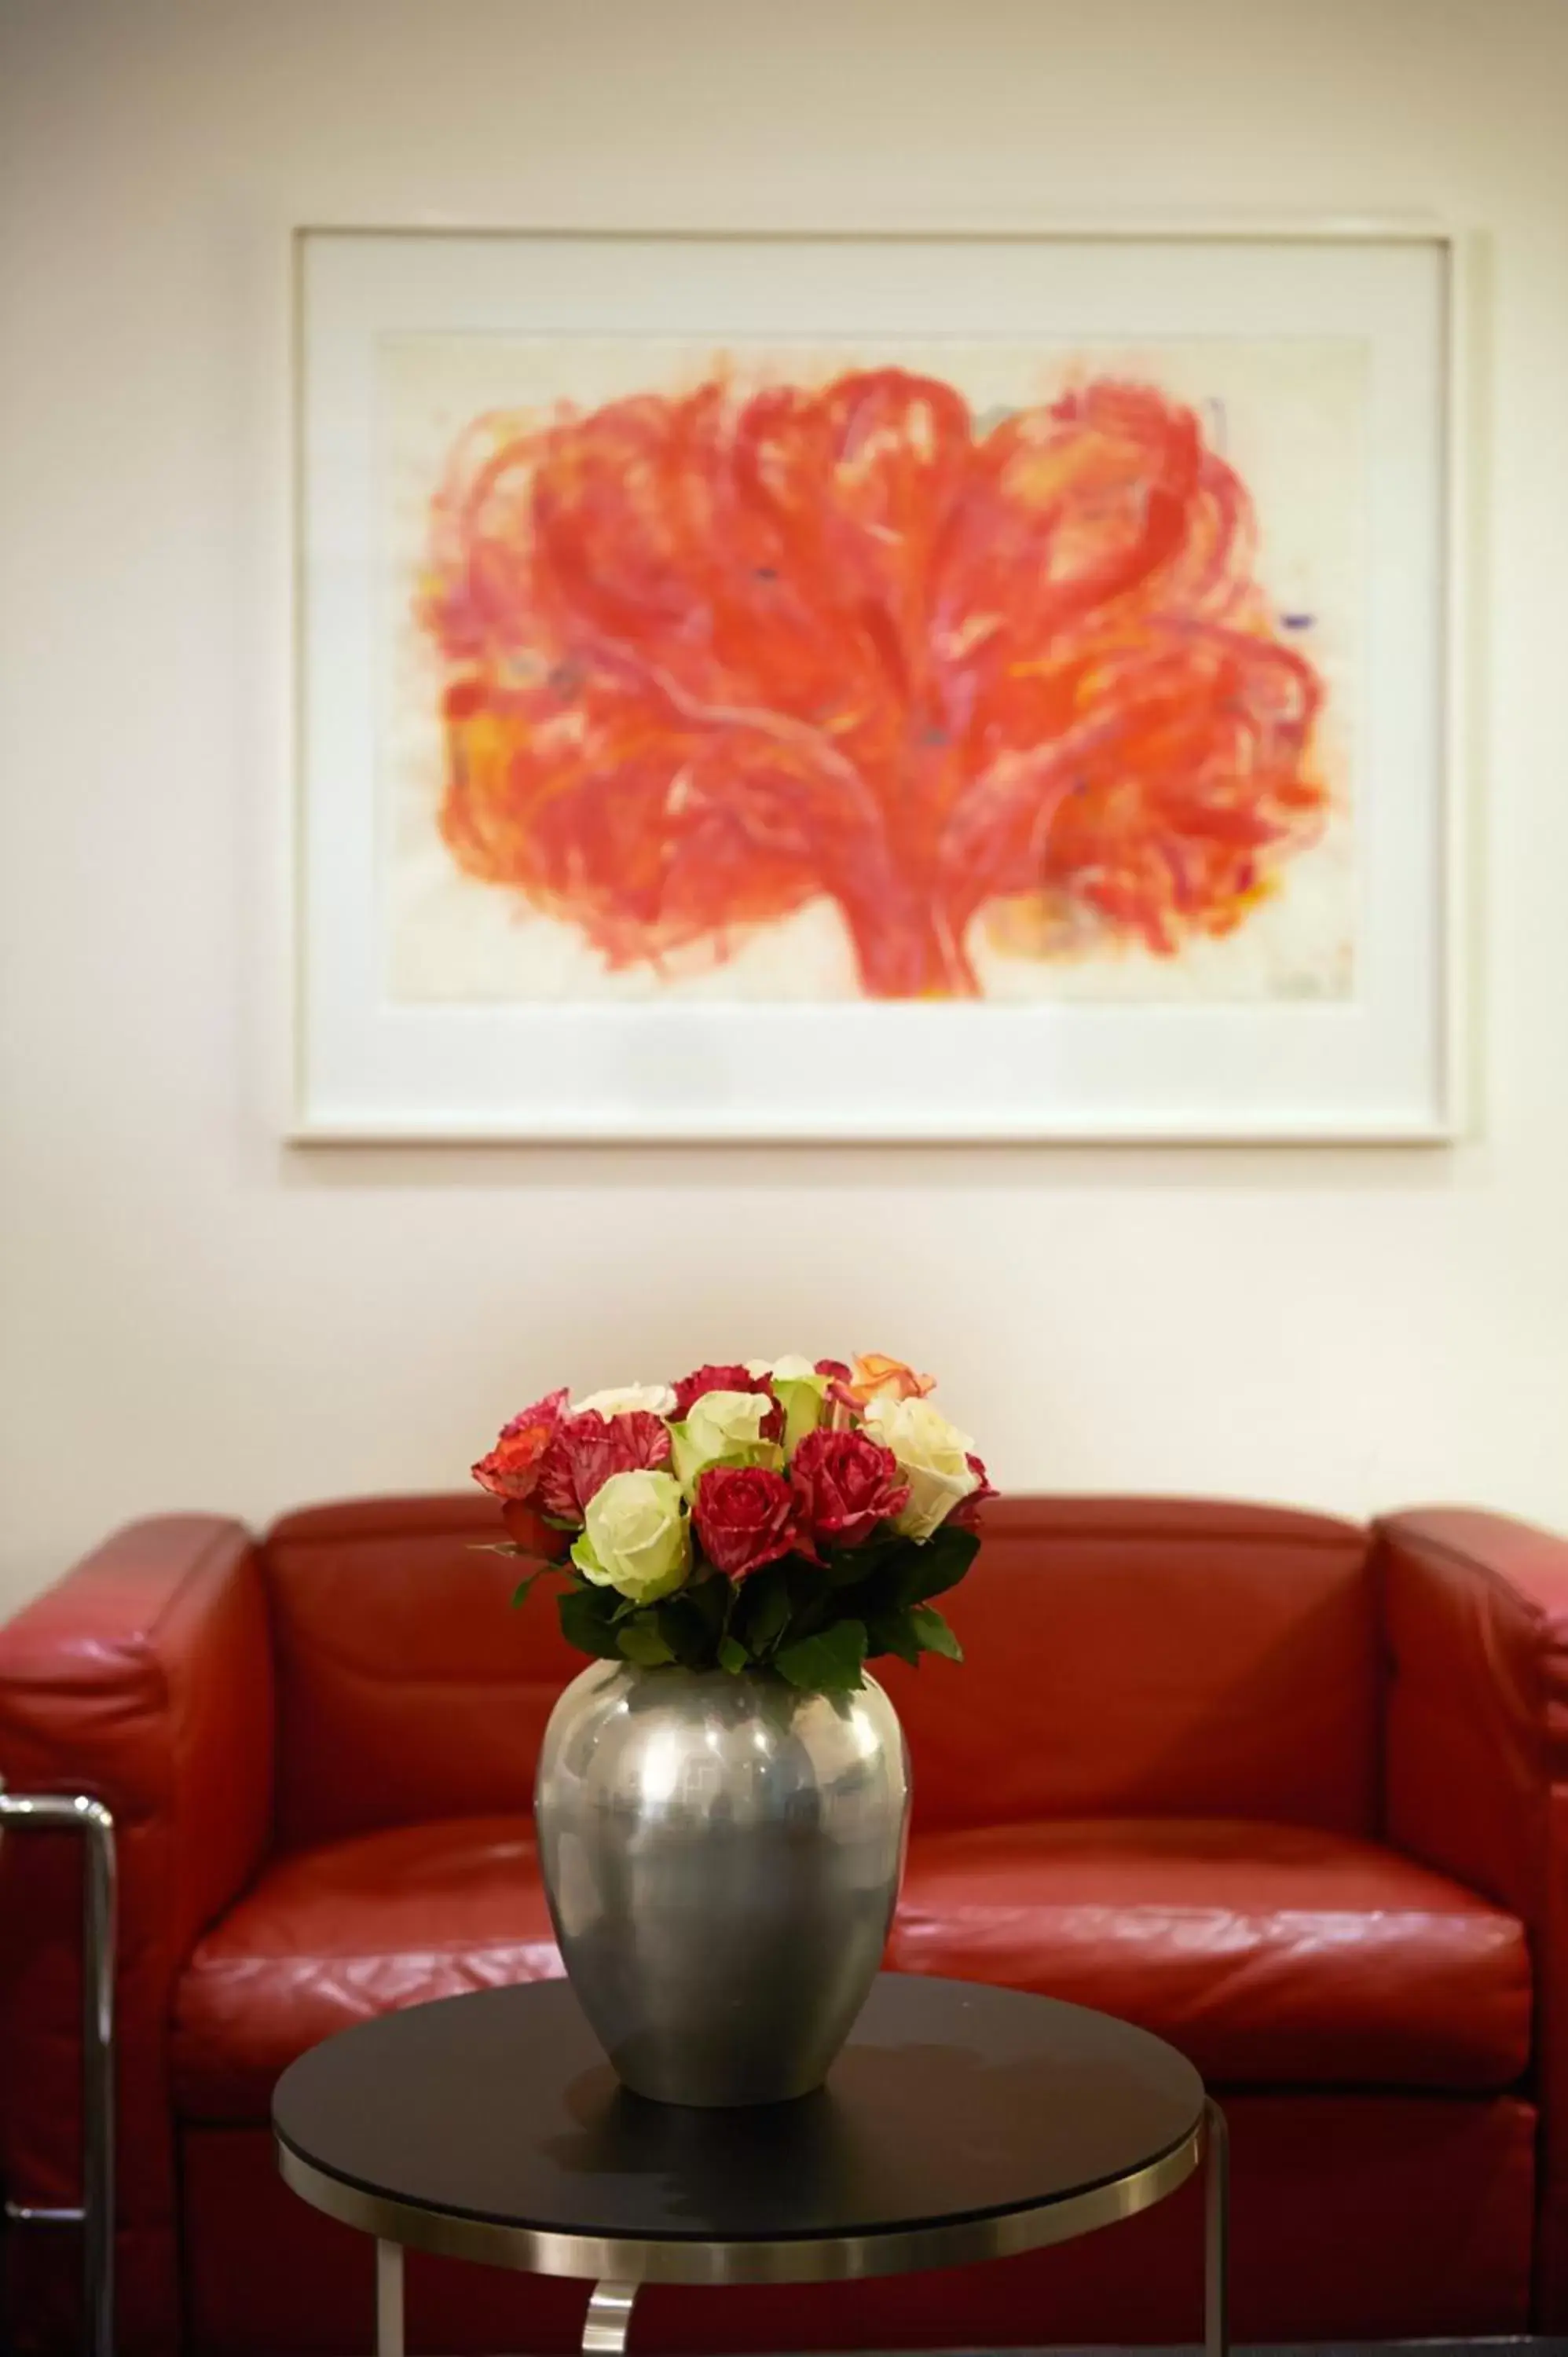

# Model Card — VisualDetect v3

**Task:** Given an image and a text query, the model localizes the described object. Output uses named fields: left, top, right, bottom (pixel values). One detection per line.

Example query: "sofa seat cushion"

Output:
left=174, top=1811, right=1530, bottom=2125
left=888, top=1817, right=1530, bottom=2091
left=173, top=1816, right=562, bottom=2121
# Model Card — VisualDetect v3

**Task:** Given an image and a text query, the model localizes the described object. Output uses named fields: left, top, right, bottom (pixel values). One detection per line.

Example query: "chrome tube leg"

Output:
left=79, top=1800, right=116, bottom=2357
left=375, top=2239, right=404, bottom=2357
left=0, top=1788, right=117, bottom=2357
left=1204, top=2098, right=1230, bottom=2357
left=582, top=2278, right=638, bottom=2355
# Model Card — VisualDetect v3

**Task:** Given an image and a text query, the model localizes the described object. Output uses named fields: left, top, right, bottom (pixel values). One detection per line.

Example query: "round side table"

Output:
left=274, top=1974, right=1228, bottom=2357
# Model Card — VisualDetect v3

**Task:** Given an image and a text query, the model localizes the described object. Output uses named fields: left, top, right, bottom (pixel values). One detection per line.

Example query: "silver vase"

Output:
left=534, top=1661, right=910, bottom=2106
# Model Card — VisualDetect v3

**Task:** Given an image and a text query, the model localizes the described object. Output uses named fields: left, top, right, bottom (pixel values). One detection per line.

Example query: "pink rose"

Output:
left=471, top=1388, right=570, bottom=1501
left=694, top=1464, right=806, bottom=1580
left=537, top=1410, right=672, bottom=1523
left=790, top=1428, right=910, bottom=1549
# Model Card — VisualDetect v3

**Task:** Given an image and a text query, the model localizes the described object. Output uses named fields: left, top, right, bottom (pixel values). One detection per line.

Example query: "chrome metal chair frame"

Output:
left=0, top=1786, right=117, bottom=2357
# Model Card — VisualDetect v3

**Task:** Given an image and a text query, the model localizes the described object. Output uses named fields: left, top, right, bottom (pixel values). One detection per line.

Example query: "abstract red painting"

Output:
left=383, top=338, right=1361, bottom=1009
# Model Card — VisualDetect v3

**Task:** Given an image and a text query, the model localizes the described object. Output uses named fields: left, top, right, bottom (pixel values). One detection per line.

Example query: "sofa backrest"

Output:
left=877, top=1497, right=1379, bottom=1834
left=262, top=1492, right=1379, bottom=1850
left=264, top=1495, right=579, bottom=1850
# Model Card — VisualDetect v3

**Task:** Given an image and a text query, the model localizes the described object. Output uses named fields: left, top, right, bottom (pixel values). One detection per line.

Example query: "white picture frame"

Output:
left=292, top=224, right=1464, bottom=1142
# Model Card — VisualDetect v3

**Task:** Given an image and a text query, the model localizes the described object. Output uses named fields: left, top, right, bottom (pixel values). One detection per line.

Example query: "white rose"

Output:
left=670, top=1390, right=782, bottom=1494
left=860, top=1395, right=981, bottom=1541
left=572, top=1469, right=691, bottom=1603
left=744, top=1354, right=818, bottom=1382
left=572, top=1381, right=678, bottom=1420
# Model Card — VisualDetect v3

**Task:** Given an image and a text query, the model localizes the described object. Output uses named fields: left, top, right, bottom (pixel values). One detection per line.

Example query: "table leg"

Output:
left=376, top=2239, right=404, bottom=2357
left=582, top=2278, right=639, bottom=2354
left=1204, top=2099, right=1229, bottom=2357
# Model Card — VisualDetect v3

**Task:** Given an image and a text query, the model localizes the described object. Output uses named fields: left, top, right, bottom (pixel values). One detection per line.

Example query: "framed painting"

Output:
left=293, top=225, right=1460, bottom=1140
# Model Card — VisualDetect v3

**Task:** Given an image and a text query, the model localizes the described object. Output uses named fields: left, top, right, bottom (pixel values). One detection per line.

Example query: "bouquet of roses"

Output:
left=471, top=1354, right=994, bottom=1696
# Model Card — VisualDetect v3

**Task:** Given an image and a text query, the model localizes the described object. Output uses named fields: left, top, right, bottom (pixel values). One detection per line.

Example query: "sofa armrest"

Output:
left=1380, top=1508, right=1568, bottom=1920
left=1379, top=1507, right=1568, bottom=2326
left=0, top=1516, right=274, bottom=2357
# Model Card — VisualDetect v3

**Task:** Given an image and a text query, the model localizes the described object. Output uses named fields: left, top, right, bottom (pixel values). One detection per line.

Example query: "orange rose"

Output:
left=833, top=1354, right=937, bottom=1410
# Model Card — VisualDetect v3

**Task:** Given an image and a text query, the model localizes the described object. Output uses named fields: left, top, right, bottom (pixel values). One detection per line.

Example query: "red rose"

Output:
left=789, top=1428, right=910, bottom=1549
left=498, top=1498, right=573, bottom=1560
left=471, top=1387, right=570, bottom=1501
left=537, top=1409, right=672, bottom=1522
left=670, top=1362, right=782, bottom=1436
left=948, top=1453, right=998, bottom=1531
left=694, top=1464, right=806, bottom=1581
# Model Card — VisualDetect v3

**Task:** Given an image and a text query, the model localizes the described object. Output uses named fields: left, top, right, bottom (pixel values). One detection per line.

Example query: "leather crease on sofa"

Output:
left=2, top=1493, right=1566, bottom=2355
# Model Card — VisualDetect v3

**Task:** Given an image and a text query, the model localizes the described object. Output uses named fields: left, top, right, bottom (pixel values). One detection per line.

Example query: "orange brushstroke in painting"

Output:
left=418, top=371, right=1328, bottom=997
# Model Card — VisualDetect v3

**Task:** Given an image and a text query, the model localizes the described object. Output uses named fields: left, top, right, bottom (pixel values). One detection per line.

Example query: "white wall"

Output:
left=2, top=0, right=1566, bottom=1613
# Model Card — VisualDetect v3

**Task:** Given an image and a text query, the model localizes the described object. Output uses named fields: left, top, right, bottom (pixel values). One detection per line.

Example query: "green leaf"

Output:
left=894, top=1523, right=981, bottom=1607
left=681, top=1574, right=731, bottom=1642
left=908, top=1604, right=964, bottom=1662
left=835, top=1525, right=907, bottom=1569
left=653, top=1592, right=719, bottom=1667
left=775, top=1618, right=868, bottom=1694
left=863, top=1607, right=923, bottom=1667
left=735, top=1561, right=793, bottom=1656
left=511, top=1569, right=548, bottom=1609
left=617, top=1615, right=676, bottom=1667
left=782, top=1559, right=836, bottom=1641
left=717, top=1633, right=749, bottom=1675
left=557, top=1583, right=624, bottom=1661
left=821, top=1544, right=885, bottom=1589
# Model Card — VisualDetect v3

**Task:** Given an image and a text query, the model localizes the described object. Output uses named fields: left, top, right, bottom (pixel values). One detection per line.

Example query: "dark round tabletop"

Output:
left=273, top=1974, right=1207, bottom=2287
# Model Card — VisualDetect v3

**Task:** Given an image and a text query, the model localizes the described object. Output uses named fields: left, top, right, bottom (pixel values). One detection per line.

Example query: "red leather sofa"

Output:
left=2, top=1491, right=1566, bottom=2355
